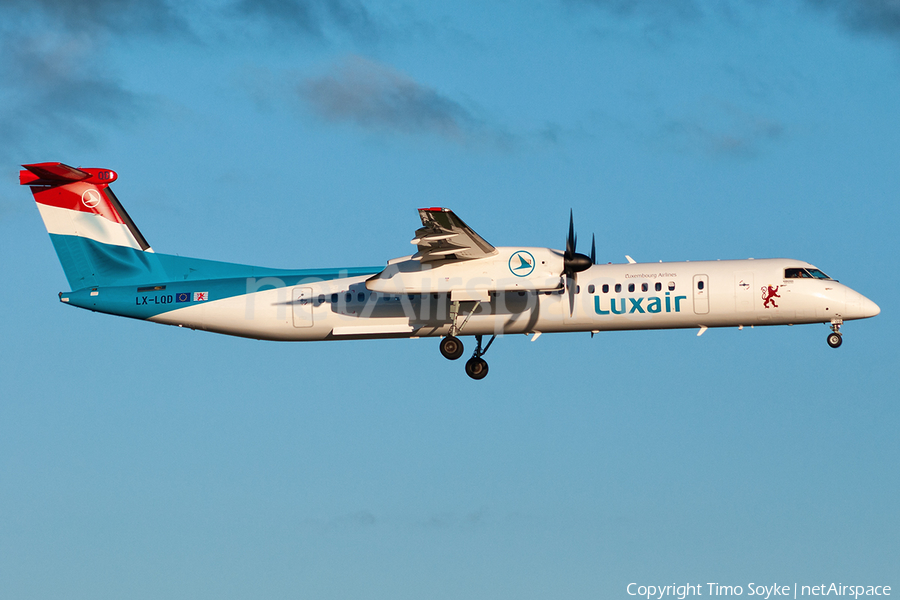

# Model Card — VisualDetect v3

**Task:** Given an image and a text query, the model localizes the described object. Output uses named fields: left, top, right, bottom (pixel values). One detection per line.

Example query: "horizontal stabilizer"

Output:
left=21, top=162, right=118, bottom=187
left=21, top=163, right=90, bottom=185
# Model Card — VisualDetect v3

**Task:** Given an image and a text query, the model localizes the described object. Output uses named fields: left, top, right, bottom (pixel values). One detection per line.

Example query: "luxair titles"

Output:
left=596, top=272, right=685, bottom=316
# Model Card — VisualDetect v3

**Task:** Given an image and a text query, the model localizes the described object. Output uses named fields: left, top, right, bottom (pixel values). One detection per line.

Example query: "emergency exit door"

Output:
left=693, top=275, right=709, bottom=315
left=292, top=287, right=314, bottom=327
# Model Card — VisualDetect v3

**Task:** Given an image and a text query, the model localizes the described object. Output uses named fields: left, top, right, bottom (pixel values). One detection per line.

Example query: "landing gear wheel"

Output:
left=465, top=357, right=489, bottom=380
left=440, top=336, right=465, bottom=360
left=827, top=333, right=843, bottom=348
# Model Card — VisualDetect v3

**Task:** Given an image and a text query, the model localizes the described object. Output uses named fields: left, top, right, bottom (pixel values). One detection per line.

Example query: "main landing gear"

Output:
left=465, top=334, right=495, bottom=380
left=439, top=298, right=495, bottom=379
left=439, top=334, right=496, bottom=380
left=827, top=318, right=843, bottom=349
left=439, top=335, right=465, bottom=360
left=440, top=299, right=469, bottom=361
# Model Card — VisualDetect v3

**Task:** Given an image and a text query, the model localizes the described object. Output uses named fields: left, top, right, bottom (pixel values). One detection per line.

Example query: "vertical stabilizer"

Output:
left=22, top=163, right=158, bottom=289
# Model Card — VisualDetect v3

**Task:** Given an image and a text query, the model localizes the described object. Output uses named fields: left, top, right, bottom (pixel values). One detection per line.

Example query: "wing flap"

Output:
left=413, top=207, right=495, bottom=262
left=332, top=321, right=414, bottom=336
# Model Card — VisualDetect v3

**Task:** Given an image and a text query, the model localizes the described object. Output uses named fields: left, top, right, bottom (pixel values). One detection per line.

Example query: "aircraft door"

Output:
left=735, top=272, right=754, bottom=313
left=292, top=287, right=314, bottom=328
left=693, top=274, right=709, bottom=315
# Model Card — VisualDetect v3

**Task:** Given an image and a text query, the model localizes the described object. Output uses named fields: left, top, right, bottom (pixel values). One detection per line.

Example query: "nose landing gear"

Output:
left=827, top=318, right=843, bottom=348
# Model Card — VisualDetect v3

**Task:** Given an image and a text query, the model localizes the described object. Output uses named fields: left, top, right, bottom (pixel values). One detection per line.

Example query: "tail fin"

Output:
left=22, top=162, right=157, bottom=289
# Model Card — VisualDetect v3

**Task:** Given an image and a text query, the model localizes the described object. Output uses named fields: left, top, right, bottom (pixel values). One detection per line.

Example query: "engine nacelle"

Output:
left=366, top=247, right=564, bottom=299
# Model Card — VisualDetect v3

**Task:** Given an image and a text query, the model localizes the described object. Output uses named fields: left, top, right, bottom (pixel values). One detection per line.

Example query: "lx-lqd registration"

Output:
left=23, top=162, right=880, bottom=380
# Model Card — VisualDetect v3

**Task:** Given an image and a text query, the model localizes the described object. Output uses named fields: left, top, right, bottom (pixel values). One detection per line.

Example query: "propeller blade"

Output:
left=562, top=210, right=592, bottom=316
left=567, top=275, right=576, bottom=315
left=566, top=210, right=576, bottom=258
left=590, top=233, right=596, bottom=265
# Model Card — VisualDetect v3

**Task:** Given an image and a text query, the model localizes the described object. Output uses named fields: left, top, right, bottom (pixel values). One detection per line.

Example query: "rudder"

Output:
left=22, top=162, right=159, bottom=289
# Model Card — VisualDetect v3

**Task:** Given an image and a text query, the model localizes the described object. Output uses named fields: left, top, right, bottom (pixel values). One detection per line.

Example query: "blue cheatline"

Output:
left=49, top=234, right=381, bottom=318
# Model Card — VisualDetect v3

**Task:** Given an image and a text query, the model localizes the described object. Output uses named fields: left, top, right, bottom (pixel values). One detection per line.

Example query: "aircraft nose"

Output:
left=846, top=290, right=880, bottom=319
left=861, top=295, right=880, bottom=318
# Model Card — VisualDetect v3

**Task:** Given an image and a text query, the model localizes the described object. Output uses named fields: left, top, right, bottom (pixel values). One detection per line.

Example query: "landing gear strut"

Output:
left=827, top=318, right=843, bottom=349
left=440, top=299, right=468, bottom=360
left=440, top=299, right=484, bottom=363
left=465, top=334, right=495, bottom=380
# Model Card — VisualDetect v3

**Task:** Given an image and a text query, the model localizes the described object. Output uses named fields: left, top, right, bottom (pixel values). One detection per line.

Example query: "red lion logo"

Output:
left=761, top=285, right=780, bottom=308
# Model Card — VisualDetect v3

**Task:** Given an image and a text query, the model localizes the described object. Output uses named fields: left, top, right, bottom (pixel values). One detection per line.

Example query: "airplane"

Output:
left=22, top=162, right=880, bottom=380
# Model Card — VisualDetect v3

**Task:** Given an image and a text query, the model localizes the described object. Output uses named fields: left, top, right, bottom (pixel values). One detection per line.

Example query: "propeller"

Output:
left=563, top=210, right=594, bottom=315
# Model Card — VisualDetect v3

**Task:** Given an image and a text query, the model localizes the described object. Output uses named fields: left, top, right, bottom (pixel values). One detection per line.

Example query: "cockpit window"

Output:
left=785, top=267, right=831, bottom=280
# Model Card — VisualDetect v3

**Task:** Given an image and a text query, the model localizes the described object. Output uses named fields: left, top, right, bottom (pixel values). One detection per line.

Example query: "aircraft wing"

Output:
left=411, top=207, right=497, bottom=262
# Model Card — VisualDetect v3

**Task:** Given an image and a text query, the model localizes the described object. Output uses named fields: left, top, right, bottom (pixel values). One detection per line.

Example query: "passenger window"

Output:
left=331, top=293, right=338, bottom=303
left=641, top=283, right=648, bottom=292
left=345, top=292, right=352, bottom=303
left=655, top=282, right=662, bottom=292
left=317, top=294, right=325, bottom=305
left=602, top=284, right=609, bottom=294
left=628, top=283, right=635, bottom=293
left=588, top=284, right=595, bottom=294
left=668, top=282, right=676, bottom=291
left=697, top=280, right=704, bottom=290
left=615, top=283, right=622, bottom=293
left=576, top=285, right=581, bottom=294
left=358, top=292, right=365, bottom=302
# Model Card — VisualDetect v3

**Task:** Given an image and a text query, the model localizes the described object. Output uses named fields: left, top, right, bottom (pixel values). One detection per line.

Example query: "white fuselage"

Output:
left=148, top=255, right=879, bottom=341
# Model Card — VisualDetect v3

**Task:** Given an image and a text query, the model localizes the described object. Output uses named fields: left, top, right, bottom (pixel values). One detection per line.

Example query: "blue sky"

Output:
left=1, top=1, right=898, bottom=599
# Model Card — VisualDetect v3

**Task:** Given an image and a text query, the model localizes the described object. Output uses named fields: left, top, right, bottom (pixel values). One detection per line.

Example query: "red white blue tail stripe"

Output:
left=23, top=163, right=151, bottom=252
